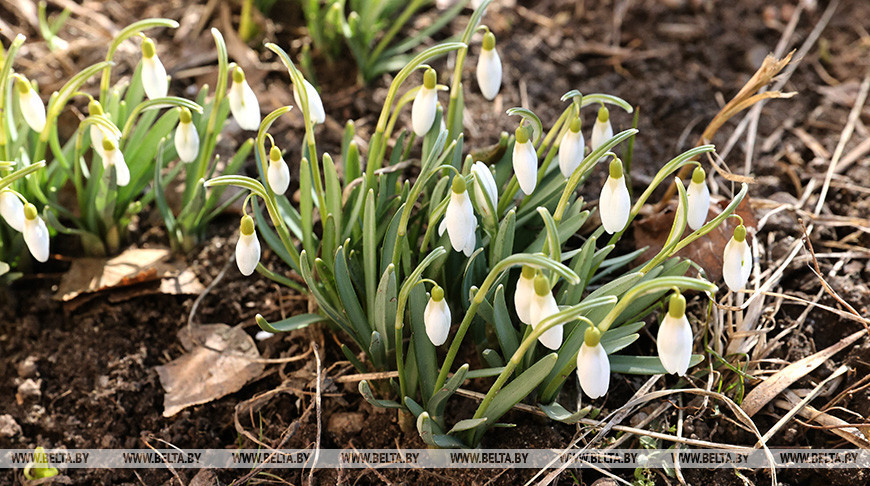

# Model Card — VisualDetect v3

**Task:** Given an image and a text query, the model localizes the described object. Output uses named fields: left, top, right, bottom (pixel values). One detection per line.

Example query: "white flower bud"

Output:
left=590, top=106, right=613, bottom=152
left=512, top=126, right=538, bottom=195
left=514, top=266, right=536, bottom=325
left=529, top=275, right=563, bottom=350
left=0, top=190, right=25, bottom=232
left=558, top=117, right=585, bottom=178
left=412, top=68, right=438, bottom=137
left=293, top=78, right=325, bottom=124
left=576, top=326, right=610, bottom=399
left=723, top=224, right=752, bottom=292
left=22, top=203, right=49, bottom=263
left=267, top=146, right=290, bottom=194
left=174, top=108, right=200, bottom=163
left=470, top=161, right=497, bottom=219
left=599, top=158, right=630, bottom=234
left=476, top=32, right=501, bottom=100
left=686, top=167, right=710, bottom=231
left=229, top=67, right=261, bottom=131
left=255, top=330, right=275, bottom=341
left=657, top=292, right=693, bottom=376
left=424, top=286, right=451, bottom=346
left=236, top=215, right=260, bottom=276
left=101, top=138, right=130, bottom=187
left=438, top=176, right=477, bottom=256
left=16, top=77, right=45, bottom=132
left=140, top=37, right=168, bottom=100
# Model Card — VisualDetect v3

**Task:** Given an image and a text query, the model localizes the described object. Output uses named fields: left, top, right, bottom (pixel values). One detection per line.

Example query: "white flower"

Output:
left=599, top=158, right=630, bottom=234
left=236, top=215, right=260, bottom=276
left=412, top=68, right=438, bottom=137
left=22, top=203, right=49, bottom=263
left=0, top=190, right=25, bottom=232
left=657, top=292, right=693, bottom=376
left=293, top=78, right=325, bottom=124
left=438, top=176, right=477, bottom=256
left=529, top=275, right=563, bottom=350
left=174, top=107, right=200, bottom=163
left=140, top=37, right=168, bottom=100
left=686, top=166, right=710, bottom=231
left=512, top=127, right=538, bottom=195
left=558, top=117, right=585, bottom=178
left=576, top=327, right=610, bottom=399
left=723, top=224, right=752, bottom=292
left=476, top=31, right=501, bottom=100
left=514, top=265, right=536, bottom=325
left=16, top=77, right=45, bottom=133
left=424, top=286, right=451, bottom=346
left=101, top=138, right=130, bottom=187
left=87, top=100, right=116, bottom=160
left=267, top=146, right=290, bottom=194
left=255, top=330, right=275, bottom=341
left=229, top=67, right=261, bottom=131
left=470, top=161, right=497, bottom=219
left=590, top=106, right=613, bottom=152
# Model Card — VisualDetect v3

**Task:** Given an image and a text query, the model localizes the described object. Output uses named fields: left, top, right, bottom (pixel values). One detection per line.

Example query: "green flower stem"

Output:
left=597, top=276, right=716, bottom=334
left=445, top=0, right=492, bottom=139
left=0, top=160, right=45, bottom=191
left=119, top=97, right=201, bottom=141
left=99, top=18, right=178, bottom=102
left=256, top=262, right=307, bottom=293
left=369, top=0, right=427, bottom=71
left=0, top=34, right=25, bottom=158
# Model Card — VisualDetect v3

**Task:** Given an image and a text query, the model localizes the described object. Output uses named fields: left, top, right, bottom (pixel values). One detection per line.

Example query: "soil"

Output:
left=2, top=0, right=870, bottom=484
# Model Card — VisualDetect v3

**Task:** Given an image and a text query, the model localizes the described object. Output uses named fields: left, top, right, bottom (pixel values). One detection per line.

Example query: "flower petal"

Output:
left=686, top=179, right=711, bottom=231
left=599, top=175, right=630, bottom=234
left=0, top=191, right=25, bottom=232
left=558, top=129, right=585, bottom=178
left=412, top=87, right=437, bottom=137
left=657, top=314, right=693, bottom=376
left=174, top=122, right=200, bottom=163
left=23, top=216, right=50, bottom=262
left=513, top=140, right=538, bottom=195
left=476, top=48, right=502, bottom=100
left=268, top=158, right=291, bottom=194
left=236, top=231, right=261, bottom=276
left=142, top=56, right=169, bottom=100
left=576, top=342, right=610, bottom=399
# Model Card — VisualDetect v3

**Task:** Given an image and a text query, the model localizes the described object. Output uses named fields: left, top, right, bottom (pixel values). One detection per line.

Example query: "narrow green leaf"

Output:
left=255, top=313, right=324, bottom=333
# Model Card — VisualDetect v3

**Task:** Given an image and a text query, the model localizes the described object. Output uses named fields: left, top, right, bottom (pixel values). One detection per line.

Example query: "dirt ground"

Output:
left=2, top=0, right=870, bottom=484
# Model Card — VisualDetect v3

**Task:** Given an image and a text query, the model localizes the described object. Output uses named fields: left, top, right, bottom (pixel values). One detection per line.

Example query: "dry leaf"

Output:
left=156, top=324, right=265, bottom=417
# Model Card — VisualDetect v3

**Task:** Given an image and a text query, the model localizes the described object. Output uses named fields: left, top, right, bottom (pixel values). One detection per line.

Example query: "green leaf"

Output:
left=374, top=265, right=397, bottom=354
left=538, top=401, right=594, bottom=424
left=482, top=349, right=504, bottom=368
left=410, top=283, right=436, bottom=403
left=255, top=313, right=324, bottom=333
left=428, top=363, right=469, bottom=420
left=448, top=418, right=487, bottom=434
left=417, top=412, right=466, bottom=448
left=334, top=246, right=370, bottom=348
left=359, top=380, right=403, bottom=409
left=610, top=354, right=704, bottom=375
left=491, top=285, right=520, bottom=363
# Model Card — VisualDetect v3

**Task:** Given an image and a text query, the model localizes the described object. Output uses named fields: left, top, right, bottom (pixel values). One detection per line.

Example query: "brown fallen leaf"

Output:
left=156, top=324, right=265, bottom=418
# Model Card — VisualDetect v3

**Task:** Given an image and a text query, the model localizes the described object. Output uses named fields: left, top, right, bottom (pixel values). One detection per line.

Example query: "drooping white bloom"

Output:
left=174, top=107, right=200, bottom=163
left=22, top=203, right=49, bottom=263
left=87, top=100, right=116, bottom=160
left=412, top=68, right=438, bottom=137
left=438, top=176, right=477, bottom=256
left=424, top=286, right=451, bottom=346
left=723, top=224, right=752, bottom=292
left=558, top=117, right=585, bottom=178
left=599, top=158, right=630, bottom=234
left=512, top=126, right=538, bottom=195
left=514, top=265, right=536, bottom=325
left=576, top=326, right=610, bottom=399
left=16, top=77, right=45, bottom=133
left=590, top=106, right=613, bottom=152
left=686, top=166, right=711, bottom=231
left=476, top=31, right=502, bottom=100
left=101, top=138, right=130, bottom=187
left=140, top=37, right=168, bottom=100
left=236, top=215, right=260, bottom=276
left=267, top=146, right=290, bottom=194
left=529, top=275, right=563, bottom=350
left=657, top=292, right=693, bottom=376
left=255, top=330, right=275, bottom=341
left=293, top=78, right=325, bottom=124
left=229, top=67, right=261, bottom=131
left=0, top=190, right=25, bottom=232
left=470, top=161, right=497, bottom=219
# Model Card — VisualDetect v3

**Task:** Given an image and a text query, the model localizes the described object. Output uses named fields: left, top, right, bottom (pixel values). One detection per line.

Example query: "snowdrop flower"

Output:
left=88, top=100, right=115, bottom=160
left=576, top=326, right=610, bottom=399
left=424, top=285, right=451, bottom=346
left=558, top=117, right=585, bottom=178
left=590, top=106, right=613, bottom=152
left=236, top=215, right=260, bottom=276
left=140, top=37, right=168, bottom=100
left=22, top=203, right=49, bottom=263
left=100, top=138, right=130, bottom=187
left=599, top=158, right=630, bottom=234
left=229, top=67, right=261, bottom=131
left=15, top=76, right=45, bottom=132
left=267, top=145, right=290, bottom=194
left=529, top=275, right=562, bottom=350
left=412, top=68, right=438, bottom=137
left=174, top=107, right=200, bottom=163
left=476, top=31, right=501, bottom=100
left=512, top=126, right=538, bottom=195
left=470, top=161, right=497, bottom=219
left=438, top=176, right=477, bottom=256
left=514, top=265, right=536, bottom=325
left=723, top=224, right=752, bottom=292
left=657, top=292, right=693, bottom=376
left=0, top=190, right=25, bottom=232
left=293, top=78, right=325, bottom=124
left=686, top=166, right=710, bottom=231
left=255, top=330, right=274, bottom=341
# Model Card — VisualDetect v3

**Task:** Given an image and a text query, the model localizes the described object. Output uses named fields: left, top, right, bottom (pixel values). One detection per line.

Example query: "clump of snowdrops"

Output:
left=212, top=0, right=752, bottom=447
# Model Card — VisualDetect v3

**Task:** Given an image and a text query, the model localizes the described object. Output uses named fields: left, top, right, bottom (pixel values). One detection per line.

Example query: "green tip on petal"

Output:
left=269, top=146, right=281, bottom=162
left=608, top=158, right=623, bottom=179
left=233, top=67, right=245, bottom=84
left=23, top=203, right=37, bottom=221
left=733, top=224, right=746, bottom=242
left=240, top=215, right=255, bottom=236
left=482, top=31, right=496, bottom=51
left=179, top=107, right=192, bottom=124
left=89, top=99, right=104, bottom=116
left=15, top=77, right=29, bottom=94
left=521, top=265, right=536, bottom=279
left=102, top=137, right=116, bottom=152
left=533, top=275, right=549, bottom=296
left=451, top=175, right=467, bottom=194
left=431, top=285, right=444, bottom=301
left=692, top=166, right=706, bottom=184
left=569, top=116, right=582, bottom=133
left=668, top=292, right=686, bottom=318
left=515, top=126, right=530, bottom=144
left=423, top=68, right=437, bottom=90
left=597, top=105, right=609, bottom=122
left=141, top=37, right=156, bottom=58
left=584, top=325, right=602, bottom=346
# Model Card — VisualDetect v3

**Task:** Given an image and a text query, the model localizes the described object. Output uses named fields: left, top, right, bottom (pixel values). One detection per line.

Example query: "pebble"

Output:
left=16, top=378, right=42, bottom=403
left=17, top=355, right=38, bottom=378
left=327, top=412, right=365, bottom=437
left=0, top=414, right=22, bottom=438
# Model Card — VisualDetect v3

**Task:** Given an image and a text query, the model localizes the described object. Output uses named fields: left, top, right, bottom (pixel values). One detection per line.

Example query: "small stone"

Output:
left=17, top=356, right=38, bottom=378
left=16, top=378, right=42, bottom=403
left=0, top=414, right=22, bottom=438
left=327, top=412, right=365, bottom=437
left=189, top=469, right=219, bottom=486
